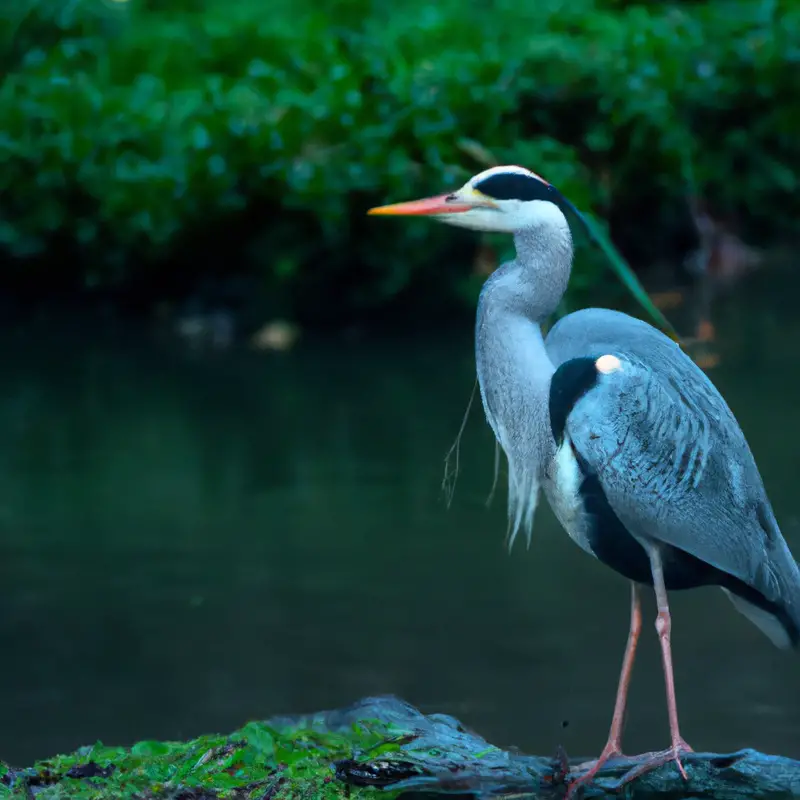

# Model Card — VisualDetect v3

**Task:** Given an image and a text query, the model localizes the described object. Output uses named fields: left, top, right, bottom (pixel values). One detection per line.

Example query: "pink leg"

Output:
left=614, top=547, right=694, bottom=788
left=564, top=583, right=642, bottom=798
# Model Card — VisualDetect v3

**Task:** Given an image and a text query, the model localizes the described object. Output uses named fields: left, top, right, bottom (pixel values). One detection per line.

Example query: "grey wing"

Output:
left=564, top=352, right=800, bottom=607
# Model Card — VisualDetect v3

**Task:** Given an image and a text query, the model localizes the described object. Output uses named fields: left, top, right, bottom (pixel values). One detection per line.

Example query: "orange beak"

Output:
left=367, top=193, right=475, bottom=216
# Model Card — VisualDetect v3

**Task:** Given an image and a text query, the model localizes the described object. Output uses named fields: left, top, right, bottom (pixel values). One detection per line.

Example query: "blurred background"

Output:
left=1, top=0, right=800, bottom=771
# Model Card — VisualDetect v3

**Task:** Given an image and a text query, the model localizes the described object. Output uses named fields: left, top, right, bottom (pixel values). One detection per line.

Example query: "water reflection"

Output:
left=1, top=265, right=800, bottom=766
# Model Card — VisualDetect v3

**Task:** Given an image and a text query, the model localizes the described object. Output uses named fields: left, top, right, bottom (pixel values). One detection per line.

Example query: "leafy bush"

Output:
left=1, top=0, right=798, bottom=324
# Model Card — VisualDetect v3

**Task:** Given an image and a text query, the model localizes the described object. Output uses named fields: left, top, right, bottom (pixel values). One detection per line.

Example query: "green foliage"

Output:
left=1, top=0, right=798, bottom=322
left=1, top=717, right=398, bottom=799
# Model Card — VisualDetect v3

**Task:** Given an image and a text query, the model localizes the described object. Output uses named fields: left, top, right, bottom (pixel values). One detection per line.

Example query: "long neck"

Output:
left=475, top=212, right=574, bottom=389
left=474, top=212, right=573, bottom=494
left=510, top=222, right=573, bottom=321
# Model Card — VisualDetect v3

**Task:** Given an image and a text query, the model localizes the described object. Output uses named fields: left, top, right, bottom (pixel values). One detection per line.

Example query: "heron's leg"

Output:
left=564, top=582, right=642, bottom=798
left=600, top=581, right=642, bottom=752
left=649, top=546, right=693, bottom=758
left=613, top=547, right=694, bottom=790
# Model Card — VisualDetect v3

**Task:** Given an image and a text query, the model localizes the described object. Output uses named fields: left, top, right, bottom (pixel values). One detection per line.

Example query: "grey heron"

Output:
left=368, top=165, right=800, bottom=795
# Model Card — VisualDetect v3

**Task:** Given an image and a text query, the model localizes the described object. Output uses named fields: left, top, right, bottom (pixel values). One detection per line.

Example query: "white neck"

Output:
left=473, top=209, right=574, bottom=546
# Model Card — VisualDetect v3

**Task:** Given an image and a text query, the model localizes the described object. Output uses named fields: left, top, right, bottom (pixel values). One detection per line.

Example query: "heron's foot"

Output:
left=563, top=742, right=626, bottom=800
left=563, top=739, right=693, bottom=798
left=613, top=739, right=694, bottom=788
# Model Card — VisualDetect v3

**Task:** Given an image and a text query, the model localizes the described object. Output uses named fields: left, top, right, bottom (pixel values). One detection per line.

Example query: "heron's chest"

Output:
left=546, top=439, right=660, bottom=586
left=545, top=438, right=595, bottom=557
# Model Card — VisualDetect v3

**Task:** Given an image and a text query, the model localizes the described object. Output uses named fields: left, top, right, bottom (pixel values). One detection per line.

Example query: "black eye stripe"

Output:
left=474, top=173, right=555, bottom=202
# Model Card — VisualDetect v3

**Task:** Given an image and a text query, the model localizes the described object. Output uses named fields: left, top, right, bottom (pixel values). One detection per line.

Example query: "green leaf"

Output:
left=238, top=722, right=276, bottom=757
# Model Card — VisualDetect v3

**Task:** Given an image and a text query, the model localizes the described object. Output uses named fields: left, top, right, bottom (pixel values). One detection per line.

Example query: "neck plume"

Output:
left=473, top=207, right=574, bottom=550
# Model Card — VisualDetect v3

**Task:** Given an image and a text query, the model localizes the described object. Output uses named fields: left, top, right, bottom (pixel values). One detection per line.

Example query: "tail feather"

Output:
left=729, top=503, right=800, bottom=651
left=721, top=588, right=799, bottom=650
left=721, top=545, right=800, bottom=651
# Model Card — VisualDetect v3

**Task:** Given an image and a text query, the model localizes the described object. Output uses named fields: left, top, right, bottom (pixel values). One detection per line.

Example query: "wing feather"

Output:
left=563, top=352, right=791, bottom=603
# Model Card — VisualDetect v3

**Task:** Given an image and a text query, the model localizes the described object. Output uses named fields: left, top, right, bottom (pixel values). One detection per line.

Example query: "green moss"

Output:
left=1, top=719, right=403, bottom=800
left=6, top=697, right=799, bottom=800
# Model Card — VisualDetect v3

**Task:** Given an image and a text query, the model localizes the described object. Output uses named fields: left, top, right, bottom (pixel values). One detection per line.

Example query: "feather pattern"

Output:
left=544, top=307, right=800, bottom=636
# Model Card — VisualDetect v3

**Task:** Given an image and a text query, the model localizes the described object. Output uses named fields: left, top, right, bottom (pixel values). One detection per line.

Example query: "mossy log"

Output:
left=2, top=695, right=799, bottom=799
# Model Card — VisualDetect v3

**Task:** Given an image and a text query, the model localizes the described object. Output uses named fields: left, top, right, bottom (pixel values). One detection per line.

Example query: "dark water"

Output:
left=2, top=267, right=800, bottom=767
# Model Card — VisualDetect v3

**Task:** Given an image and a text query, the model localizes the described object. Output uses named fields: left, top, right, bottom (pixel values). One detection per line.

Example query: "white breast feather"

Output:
left=549, top=437, right=595, bottom=556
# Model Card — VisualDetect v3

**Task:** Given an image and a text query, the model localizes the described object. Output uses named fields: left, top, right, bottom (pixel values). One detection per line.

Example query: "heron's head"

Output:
left=367, top=165, right=564, bottom=233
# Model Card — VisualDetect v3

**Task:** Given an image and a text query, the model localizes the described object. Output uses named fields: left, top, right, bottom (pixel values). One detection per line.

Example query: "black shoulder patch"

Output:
left=549, top=357, right=600, bottom=444
left=474, top=172, right=556, bottom=202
